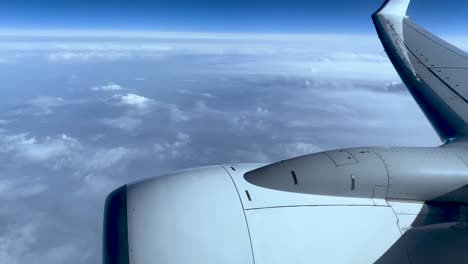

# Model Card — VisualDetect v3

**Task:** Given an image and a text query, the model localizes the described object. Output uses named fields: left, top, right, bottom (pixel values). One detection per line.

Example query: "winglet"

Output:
left=375, top=0, right=410, bottom=17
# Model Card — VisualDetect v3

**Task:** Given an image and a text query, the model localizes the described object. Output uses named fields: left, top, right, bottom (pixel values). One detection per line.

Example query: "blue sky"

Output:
left=1, top=0, right=467, bottom=34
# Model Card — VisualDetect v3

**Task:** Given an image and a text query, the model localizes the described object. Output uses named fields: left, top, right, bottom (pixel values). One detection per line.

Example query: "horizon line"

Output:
left=0, top=29, right=378, bottom=40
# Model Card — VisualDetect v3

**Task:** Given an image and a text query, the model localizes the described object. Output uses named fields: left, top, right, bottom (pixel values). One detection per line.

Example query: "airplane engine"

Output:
left=103, top=165, right=258, bottom=264
left=103, top=149, right=426, bottom=264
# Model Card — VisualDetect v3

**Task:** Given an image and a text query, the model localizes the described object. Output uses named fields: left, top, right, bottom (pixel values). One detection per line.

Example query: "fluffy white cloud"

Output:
left=0, top=178, right=48, bottom=199
left=384, top=80, right=405, bottom=91
left=153, top=132, right=191, bottom=159
left=60, top=147, right=133, bottom=193
left=0, top=131, right=133, bottom=176
left=255, top=107, right=270, bottom=115
left=55, top=146, right=131, bottom=172
left=0, top=223, right=37, bottom=264
left=15, top=96, right=65, bottom=115
left=89, top=147, right=131, bottom=170
left=91, top=82, right=122, bottom=91
left=0, top=222, right=91, bottom=264
left=106, top=93, right=154, bottom=109
left=165, top=103, right=189, bottom=122
left=104, top=93, right=188, bottom=123
left=283, top=142, right=322, bottom=157
left=0, top=133, right=79, bottom=162
left=10, top=96, right=84, bottom=116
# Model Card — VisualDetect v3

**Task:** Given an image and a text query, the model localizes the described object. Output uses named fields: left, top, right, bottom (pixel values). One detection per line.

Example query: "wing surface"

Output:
left=373, top=0, right=468, bottom=142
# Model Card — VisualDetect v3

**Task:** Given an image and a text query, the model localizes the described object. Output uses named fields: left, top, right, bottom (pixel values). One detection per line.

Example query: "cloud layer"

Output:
left=106, top=93, right=154, bottom=109
left=91, top=82, right=122, bottom=91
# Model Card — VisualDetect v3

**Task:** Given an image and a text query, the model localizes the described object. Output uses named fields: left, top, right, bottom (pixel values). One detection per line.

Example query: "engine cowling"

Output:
left=103, top=165, right=256, bottom=264
left=103, top=160, right=410, bottom=264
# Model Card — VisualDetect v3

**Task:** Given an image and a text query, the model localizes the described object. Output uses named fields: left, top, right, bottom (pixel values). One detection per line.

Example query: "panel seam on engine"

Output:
left=221, top=165, right=257, bottom=264
left=244, top=204, right=390, bottom=211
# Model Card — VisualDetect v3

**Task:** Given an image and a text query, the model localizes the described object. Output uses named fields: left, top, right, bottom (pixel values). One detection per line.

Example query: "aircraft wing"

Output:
left=373, top=0, right=468, bottom=142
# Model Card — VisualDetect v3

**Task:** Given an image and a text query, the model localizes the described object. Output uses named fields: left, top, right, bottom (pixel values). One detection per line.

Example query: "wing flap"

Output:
left=373, top=0, right=468, bottom=141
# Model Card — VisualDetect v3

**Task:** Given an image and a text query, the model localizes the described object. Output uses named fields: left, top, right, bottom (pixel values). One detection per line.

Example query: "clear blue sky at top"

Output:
left=0, top=0, right=467, bottom=34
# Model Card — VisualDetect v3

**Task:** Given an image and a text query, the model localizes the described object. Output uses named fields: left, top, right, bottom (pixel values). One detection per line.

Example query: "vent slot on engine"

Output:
left=291, top=171, right=298, bottom=185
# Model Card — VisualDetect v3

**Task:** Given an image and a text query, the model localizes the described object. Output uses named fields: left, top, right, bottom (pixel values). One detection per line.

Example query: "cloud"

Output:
left=24, top=243, right=87, bottom=264
left=91, top=82, right=122, bottom=91
left=0, top=33, right=390, bottom=79
left=0, top=131, right=133, bottom=175
left=106, top=93, right=154, bottom=109
left=153, top=132, right=191, bottom=159
left=165, top=103, right=189, bottom=122
left=0, top=177, right=48, bottom=200
left=31, top=42, right=173, bottom=62
left=16, top=97, right=65, bottom=115
left=0, top=133, right=79, bottom=162
left=55, top=146, right=131, bottom=172
left=103, top=93, right=188, bottom=124
left=232, top=146, right=272, bottom=163
left=283, top=142, right=322, bottom=157
left=0, top=223, right=38, bottom=264
left=30, top=96, right=65, bottom=113
left=90, top=134, right=105, bottom=141
left=48, top=52, right=133, bottom=62
left=89, top=147, right=131, bottom=170
left=99, top=116, right=142, bottom=131
left=177, top=89, right=214, bottom=98
left=10, top=96, right=83, bottom=116
left=255, top=107, right=270, bottom=115
left=384, top=81, right=406, bottom=92
left=0, top=221, right=91, bottom=264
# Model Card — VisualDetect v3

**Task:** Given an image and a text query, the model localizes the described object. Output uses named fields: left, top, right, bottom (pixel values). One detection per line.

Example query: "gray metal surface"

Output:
left=245, top=206, right=402, bottom=264
left=373, top=0, right=468, bottom=141
left=245, top=146, right=468, bottom=203
left=244, top=148, right=389, bottom=200
left=225, top=163, right=377, bottom=208
left=126, top=166, right=254, bottom=264
left=378, top=200, right=468, bottom=264
left=373, top=147, right=468, bottom=202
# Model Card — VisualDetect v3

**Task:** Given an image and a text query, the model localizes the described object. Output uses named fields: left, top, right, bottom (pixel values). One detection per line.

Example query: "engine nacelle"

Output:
left=103, top=165, right=256, bottom=264
left=245, top=146, right=468, bottom=203
left=103, top=145, right=468, bottom=264
left=102, top=159, right=416, bottom=264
